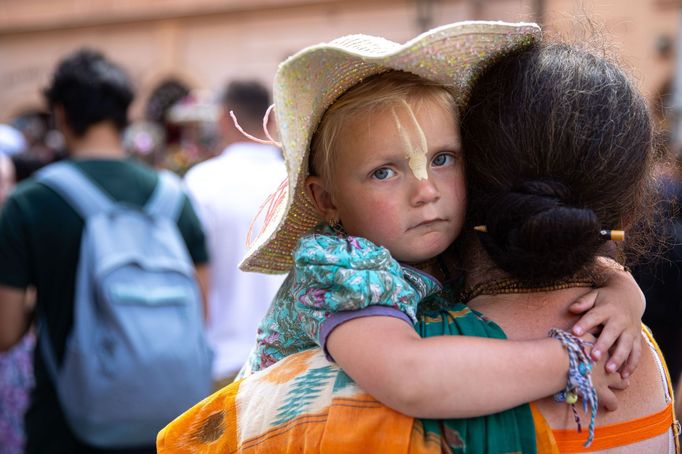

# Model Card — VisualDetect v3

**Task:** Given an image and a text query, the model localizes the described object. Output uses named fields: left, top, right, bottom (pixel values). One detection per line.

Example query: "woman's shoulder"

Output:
left=535, top=327, right=673, bottom=453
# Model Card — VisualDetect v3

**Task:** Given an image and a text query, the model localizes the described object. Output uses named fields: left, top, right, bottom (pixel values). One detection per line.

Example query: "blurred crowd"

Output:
left=2, top=80, right=222, bottom=184
left=0, top=49, right=285, bottom=454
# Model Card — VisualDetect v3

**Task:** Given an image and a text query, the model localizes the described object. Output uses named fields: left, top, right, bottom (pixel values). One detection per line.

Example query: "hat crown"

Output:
left=328, top=34, right=400, bottom=55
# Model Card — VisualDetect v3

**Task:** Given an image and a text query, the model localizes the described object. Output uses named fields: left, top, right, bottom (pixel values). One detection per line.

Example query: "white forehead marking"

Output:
left=391, top=100, right=428, bottom=180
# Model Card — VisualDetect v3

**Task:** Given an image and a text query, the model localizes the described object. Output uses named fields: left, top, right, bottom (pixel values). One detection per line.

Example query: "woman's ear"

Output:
left=305, top=175, right=338, bottom=221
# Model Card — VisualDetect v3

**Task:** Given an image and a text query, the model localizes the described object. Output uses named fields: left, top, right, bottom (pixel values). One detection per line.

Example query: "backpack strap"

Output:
left=36, top=161, right=114, bottom=219
left=145, top=170, right=185, bottom=220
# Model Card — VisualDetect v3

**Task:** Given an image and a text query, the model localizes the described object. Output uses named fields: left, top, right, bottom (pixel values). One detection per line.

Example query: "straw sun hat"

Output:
left=240, top=20, right=542, bottom=274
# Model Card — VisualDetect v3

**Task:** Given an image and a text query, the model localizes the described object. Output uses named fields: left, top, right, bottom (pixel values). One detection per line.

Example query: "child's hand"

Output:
left=588, top=341, right=631, bottom=411
left=575, top=332, right=629, bottom=412
left=569, top=260, right=645, bottom=379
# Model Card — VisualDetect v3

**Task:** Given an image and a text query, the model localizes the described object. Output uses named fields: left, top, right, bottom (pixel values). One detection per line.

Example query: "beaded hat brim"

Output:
left=240, top=20, right=542, bottom=273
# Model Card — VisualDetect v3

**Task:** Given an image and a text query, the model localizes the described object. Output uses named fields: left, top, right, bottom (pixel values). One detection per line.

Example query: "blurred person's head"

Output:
left=11, top=111, right=64, bottom=164
left=146, top=79, right=190, bottom=124
left=123, top=121, right=166, bottom=167
left=44, top=48, right=134, bottom=151
left=0, top=124, right=27, bottom=156
left=462, top=42, right=656, bottom=284
left=145, top=79, right=190, bottom=151
left=12, top=111, right=50, bottom=147
left=219, top=80, right=271, bottom=146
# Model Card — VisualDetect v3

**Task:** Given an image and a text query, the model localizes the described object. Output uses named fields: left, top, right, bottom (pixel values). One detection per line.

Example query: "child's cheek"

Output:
left=363, top=197, right=404, bottom=231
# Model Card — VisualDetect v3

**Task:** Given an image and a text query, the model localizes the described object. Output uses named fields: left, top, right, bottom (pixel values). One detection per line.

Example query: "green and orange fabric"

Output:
left=157, top=303, right=543, bottom=453
left=157, top=307, right=677, bottom=453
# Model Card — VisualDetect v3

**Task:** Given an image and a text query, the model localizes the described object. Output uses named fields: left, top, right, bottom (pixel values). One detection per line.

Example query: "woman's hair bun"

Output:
left=462, top=42, right=656, bottom=282
left=479, top=179, right=603, bottom=282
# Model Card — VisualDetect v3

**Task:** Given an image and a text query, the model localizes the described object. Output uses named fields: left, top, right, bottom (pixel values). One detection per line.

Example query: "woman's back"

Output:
left=468, top=288, right=674, bottom=452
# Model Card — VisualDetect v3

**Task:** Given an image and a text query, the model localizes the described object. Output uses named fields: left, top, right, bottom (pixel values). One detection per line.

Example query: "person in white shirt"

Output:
left=184, top=81, right=286, bottom=387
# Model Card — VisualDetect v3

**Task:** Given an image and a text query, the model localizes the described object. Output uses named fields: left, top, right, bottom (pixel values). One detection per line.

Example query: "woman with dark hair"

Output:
left=457, top=41, right=677, bottom=451
left=157, top=38, right=675, bottom=453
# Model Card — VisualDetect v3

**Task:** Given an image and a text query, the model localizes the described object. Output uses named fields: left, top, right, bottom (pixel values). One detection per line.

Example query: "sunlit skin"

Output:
left=306, top=98, right=465, bottom=264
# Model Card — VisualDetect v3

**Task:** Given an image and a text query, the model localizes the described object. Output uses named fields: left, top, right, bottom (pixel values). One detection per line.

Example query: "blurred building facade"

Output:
left=0, top=0, right=679, bottom=125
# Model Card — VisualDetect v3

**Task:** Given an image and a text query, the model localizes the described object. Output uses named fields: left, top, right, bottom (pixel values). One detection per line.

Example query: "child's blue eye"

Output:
left=372, top=167, right=395, bottom=180
left=432, top=153, right=455, bottom=167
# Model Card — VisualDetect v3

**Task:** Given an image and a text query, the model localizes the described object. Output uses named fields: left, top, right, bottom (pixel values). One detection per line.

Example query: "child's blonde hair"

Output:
left=309, top=70, right=457, bottom=191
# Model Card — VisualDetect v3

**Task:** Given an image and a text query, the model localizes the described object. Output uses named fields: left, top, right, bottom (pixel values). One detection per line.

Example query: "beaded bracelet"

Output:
left=549, top=328, right=598, bottom=447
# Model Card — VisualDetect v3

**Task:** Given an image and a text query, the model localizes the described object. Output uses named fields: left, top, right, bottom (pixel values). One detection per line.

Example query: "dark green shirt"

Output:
left=0, top=158, right=209, bottom=453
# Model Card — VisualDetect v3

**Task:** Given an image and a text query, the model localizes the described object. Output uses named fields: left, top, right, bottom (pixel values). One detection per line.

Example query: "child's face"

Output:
left=329, top=98, right=465, bottom=264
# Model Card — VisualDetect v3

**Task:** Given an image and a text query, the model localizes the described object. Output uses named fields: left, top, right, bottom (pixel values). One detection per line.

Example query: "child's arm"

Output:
left=327, top=315, right=625, bottom=419
left=569, top=259, right=645, bottom=378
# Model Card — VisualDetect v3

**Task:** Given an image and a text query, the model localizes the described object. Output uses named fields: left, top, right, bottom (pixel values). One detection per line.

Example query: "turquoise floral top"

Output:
left=247, top=225, right=443, bottom=373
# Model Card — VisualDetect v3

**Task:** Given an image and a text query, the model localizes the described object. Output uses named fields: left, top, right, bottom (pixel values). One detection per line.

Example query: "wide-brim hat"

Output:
left=240, top=20, right=542, bottom=273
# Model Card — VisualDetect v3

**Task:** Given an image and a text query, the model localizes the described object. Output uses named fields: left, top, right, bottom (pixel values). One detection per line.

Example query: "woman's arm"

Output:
left=327, top=315, right=619, bottom=419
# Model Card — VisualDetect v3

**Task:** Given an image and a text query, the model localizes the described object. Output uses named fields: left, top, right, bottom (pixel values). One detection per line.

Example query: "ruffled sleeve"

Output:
left=291, top=231, right=441, bottom=352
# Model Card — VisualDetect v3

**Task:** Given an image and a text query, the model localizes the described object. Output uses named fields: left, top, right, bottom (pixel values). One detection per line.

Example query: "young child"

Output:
left=239, top=22, right=642, bottom=417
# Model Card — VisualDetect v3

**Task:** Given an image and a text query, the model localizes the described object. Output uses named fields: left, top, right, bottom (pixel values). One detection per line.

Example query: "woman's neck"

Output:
left=462, top=276, right=594, bottom=303
left=466, top=286, right=593, bottom=342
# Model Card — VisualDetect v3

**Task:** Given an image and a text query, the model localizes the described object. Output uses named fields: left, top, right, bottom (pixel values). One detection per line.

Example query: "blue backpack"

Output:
left=37, top=162, right=212, bottom=448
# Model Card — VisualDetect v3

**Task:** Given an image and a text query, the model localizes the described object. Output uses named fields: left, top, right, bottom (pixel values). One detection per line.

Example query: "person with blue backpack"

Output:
left=0, top=48, right=213, bottom=453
